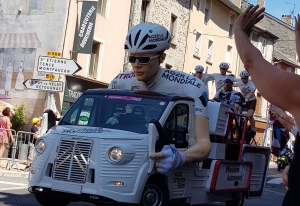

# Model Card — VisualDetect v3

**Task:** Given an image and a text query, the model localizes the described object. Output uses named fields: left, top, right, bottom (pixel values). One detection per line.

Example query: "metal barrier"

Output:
left=0, top=128, right=17, bottom=170
left=0, top=128, right=35, bottom=171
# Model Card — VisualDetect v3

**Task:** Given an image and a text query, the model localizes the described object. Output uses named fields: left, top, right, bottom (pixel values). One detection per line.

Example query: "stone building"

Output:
left=124, top=0, right=191, bottom=71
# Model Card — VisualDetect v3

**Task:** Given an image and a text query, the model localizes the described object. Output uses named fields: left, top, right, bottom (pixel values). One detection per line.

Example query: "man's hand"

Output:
left=282, top=165, right=289, bottom=190
left=234, top=4, right=265, bottom=35
left=149, top=145, right=185, bottom=175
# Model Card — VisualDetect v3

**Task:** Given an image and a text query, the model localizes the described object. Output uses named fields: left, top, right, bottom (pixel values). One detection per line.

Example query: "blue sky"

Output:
left=248, top=0, right=299, bottom=20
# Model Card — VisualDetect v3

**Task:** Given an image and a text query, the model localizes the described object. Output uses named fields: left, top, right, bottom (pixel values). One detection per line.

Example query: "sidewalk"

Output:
left=0, top=159, right=29, bottom=178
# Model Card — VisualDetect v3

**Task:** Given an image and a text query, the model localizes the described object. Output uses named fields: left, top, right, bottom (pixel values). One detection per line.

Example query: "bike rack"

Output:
left=225, top=111, right=249, bottom=161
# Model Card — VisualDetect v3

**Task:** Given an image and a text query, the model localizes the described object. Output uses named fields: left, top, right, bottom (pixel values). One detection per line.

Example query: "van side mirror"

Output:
left=166, top=125, right=188, bottom=148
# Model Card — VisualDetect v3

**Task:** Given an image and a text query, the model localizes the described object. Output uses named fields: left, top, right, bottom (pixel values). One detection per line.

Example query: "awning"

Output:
left=0, top=101, right=15, bottom=115
left=0, top=33, right=41, bottom=48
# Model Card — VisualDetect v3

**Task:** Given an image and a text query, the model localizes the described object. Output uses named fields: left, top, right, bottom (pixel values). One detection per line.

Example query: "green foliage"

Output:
left=11, top=103, right=26, bottom=132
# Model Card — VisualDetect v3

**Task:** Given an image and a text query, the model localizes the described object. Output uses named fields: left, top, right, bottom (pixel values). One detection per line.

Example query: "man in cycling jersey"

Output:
left=213, top=76, right=240, bottom=113
left=194, top=65, right=209, bottom=85
left=203, top=62, right=238, bottom=92
left=234, top=70, right=257, bottom=134
left=108, top=23, right=210, bottom=175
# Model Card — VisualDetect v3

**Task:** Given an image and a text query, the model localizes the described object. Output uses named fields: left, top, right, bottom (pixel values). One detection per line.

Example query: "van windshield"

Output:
left=59, top=94, right=169, bottom=134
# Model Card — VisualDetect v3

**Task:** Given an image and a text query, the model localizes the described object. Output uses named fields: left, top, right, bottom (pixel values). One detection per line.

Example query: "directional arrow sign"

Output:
left=37, top=56, right=82, bottom=75
left=23, top=79, right=64, bottom=92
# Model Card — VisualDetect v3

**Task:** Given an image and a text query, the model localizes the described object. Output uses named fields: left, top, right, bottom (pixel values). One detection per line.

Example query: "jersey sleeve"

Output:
left=249, top=80, right=256, bottom=91
left=202, top=74, right=215, bottom=81
left=214, top=90, right=220, bottom=100
left=192, top=81, right=209, bottom=118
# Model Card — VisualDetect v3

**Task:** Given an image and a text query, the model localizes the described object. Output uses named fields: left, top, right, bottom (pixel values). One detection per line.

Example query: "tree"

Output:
left=11, top=103, right=26, bottom=132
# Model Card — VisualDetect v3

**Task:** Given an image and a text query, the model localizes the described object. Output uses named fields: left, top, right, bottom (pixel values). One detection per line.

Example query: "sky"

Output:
left=248, top=0, right=299, bottom=21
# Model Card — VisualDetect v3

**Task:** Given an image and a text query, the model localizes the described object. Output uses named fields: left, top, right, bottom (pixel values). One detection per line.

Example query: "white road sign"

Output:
left=23, top=79, right=64, bottom=92
left=37, top=56, right=82, bottom=75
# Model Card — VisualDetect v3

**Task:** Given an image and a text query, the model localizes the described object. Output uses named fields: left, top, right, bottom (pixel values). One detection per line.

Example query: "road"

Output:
left=0, top=164, right=286, bottom=206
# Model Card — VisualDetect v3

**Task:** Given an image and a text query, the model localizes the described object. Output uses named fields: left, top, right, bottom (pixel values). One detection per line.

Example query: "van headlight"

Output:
left=35, top=139, right=45, bottom=154
left=107, top=147, right=123, bottom=163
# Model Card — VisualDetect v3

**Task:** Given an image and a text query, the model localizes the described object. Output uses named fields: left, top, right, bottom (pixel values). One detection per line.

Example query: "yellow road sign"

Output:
left=46, top=51, right=62, bottom=57
left=45, top=74, right=55, bottom=80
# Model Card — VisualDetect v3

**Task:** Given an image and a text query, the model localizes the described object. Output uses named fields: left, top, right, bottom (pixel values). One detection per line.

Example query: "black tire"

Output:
left=34, top=194, right=70, bottom=206
left=225, top=192, right=244, bottom=206
left=278, top=163, right=282, bottom=172
left=139, top=181, right=169, bottom=206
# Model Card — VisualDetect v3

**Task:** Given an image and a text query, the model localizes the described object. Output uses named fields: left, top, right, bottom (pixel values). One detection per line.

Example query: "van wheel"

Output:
left=34, top=194, right=70, bottom=206
left=139, top=182, right=169, bottom=206
left=225, top=192, right=244, bottom=206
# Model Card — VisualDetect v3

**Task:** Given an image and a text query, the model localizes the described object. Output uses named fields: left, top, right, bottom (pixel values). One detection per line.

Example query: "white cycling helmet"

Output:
left=124, top=23, right=171, bottom=54
left=225, top=76, right=235, bottom=82
left=240, top=70, right=249, bottom=77
left=219, top=62, right=229, bottom=69
left=195, top=65, right=204, bottom=72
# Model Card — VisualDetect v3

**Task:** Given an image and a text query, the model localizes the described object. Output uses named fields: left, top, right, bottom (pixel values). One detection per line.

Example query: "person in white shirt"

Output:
left=234, top=70, right=257, bottom=133
left=194, top=65, right=209, bottom=85
left=213, top=76, right=240, bottom=113
left=108, top=22, right=210, bottom=175
left=203, top=62, right=238, bottom=92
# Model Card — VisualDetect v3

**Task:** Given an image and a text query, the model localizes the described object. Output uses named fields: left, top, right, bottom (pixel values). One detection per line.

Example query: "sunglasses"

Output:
left=225, top=81, right=233, bottom=84
left=196, top=72, right=202, bottom=74
left=241, top=78, right=248, bottom=80
left=128, top=55, right=160, bottom=64
left=220, top=68, right=228, bottom=70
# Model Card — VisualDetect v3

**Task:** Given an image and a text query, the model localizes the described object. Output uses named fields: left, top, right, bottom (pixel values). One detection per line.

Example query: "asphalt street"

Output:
left=0, top=163, right=287, bottom=206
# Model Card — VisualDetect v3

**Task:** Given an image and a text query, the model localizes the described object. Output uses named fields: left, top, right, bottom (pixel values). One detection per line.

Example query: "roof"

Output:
left=252, top=25, right=279, bottom=40
left=217, top=0, right=241, bottom=14
left=264, top=12, right=294, bottom=31
left=84, top=89, right=195, bottom=102
left=273, top=50, right=299, bottom=68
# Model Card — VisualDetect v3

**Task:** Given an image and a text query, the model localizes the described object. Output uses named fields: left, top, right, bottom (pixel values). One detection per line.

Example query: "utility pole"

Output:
left=286, top=2, right=299, bottom=26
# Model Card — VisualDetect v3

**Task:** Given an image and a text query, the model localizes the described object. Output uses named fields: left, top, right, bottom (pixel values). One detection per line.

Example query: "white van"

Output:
left=28, top=89, right=270, bottom=206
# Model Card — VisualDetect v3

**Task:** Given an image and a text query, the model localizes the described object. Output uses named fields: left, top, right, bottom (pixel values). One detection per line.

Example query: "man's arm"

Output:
left=233, top=5, right=300, bottom=119
left=245, top=91, right=255, bottom=100
left=184, top=116, right=211, bottom=162
left=202, top=74, right=215, bottom=82
left=295, top=14, right=300, bottom=62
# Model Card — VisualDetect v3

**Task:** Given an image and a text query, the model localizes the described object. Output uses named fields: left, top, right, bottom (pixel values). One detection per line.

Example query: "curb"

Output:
left=0, top=170, right=29, bottom=178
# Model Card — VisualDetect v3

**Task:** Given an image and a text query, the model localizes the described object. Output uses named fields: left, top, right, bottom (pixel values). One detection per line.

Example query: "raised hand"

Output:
left=234, top=4, right=265, bottom=35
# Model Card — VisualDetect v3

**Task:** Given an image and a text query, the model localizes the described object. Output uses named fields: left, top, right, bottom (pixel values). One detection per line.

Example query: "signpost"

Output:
left=37, top=56, right=82, bottom=75
left=23, top=79, right=64, bottom=92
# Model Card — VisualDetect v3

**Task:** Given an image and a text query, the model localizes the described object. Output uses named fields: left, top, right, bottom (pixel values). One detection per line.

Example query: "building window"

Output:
left=194, top=31, right=202, bottom=57
left=229, top=14, right=234, bottom=37
left=206, top=39, right=213, bottom=63
left=7, top=0, right=15, bottom=15
left=166, top=64, right=172, bottom=69
left=170, top=14, right=177, bottom=39
left=286, top=67, right=292, bottom=73
left=250, top=32, right=259, bottom=47
left=196, top=0, right=201, bottom=10
left=97, top=0, right=108, bottom=17
left=140, top=0, right=149, bottom=23
left=226, top=44, right=233, bottom=69
left=261, top=38, right=267, bottom=56
left=204, top=0, right=210, bottom=25
left=88, top=41, right=102, bottom=79
left=44, top=0, right=55, bottom=13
